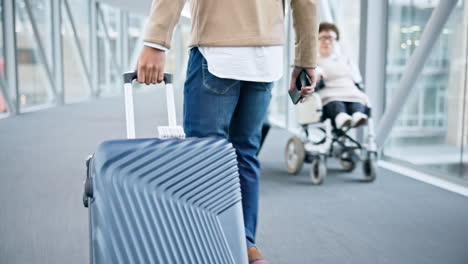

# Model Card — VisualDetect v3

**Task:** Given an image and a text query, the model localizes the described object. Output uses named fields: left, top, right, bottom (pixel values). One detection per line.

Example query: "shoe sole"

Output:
left=353, top=118, right=368, bottom=128
left=338, top=119, right=352, bottom=130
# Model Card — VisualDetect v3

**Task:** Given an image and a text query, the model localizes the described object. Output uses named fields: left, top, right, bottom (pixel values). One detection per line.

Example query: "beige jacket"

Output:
left=144, top=0, right=318, bottom=68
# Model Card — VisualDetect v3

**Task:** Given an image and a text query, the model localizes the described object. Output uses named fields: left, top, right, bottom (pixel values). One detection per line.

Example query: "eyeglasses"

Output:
left=318, top=36, right=336, bottom=41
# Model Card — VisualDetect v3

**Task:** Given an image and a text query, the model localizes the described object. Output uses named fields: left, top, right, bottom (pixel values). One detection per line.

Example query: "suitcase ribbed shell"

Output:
left=88, top=137, right=247, bottom=264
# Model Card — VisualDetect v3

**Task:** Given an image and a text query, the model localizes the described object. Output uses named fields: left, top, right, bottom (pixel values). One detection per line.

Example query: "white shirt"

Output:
left=144, top=42, right=283, bottom=83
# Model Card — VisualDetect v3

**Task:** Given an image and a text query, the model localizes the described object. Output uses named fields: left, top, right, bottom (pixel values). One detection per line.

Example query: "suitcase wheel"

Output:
left=85, top=178, right=93, bottom=198
left=83, top=192, right=89, bottom=208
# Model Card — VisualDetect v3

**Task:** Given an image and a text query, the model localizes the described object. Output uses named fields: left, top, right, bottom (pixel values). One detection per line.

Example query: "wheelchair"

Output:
left=284, top=93, right=378, bottom=185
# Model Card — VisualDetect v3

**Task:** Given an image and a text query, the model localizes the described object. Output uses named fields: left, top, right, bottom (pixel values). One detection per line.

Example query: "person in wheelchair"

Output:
left=315, top=22, right=370, bottom=130
left=285, top=22, right=377, bottom=184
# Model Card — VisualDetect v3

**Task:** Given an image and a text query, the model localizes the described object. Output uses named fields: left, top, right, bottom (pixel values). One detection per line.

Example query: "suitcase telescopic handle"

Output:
left=122, top=71, right=176, bottom=139
left=123, top=71, right=172, bottom=84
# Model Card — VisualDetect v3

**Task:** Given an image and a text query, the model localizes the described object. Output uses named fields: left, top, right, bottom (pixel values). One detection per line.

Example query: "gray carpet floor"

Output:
left=1, top=89, right=467, bottom=264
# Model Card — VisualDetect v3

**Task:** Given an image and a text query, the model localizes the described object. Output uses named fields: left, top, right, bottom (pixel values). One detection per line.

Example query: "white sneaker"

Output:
left=335, top=113, right=352, bottom=130
left=351, top=112, right=368, bottom=127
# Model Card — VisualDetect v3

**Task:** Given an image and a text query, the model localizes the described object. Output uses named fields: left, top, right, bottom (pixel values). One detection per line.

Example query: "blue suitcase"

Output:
left=82, top=72, right=248, bottom=264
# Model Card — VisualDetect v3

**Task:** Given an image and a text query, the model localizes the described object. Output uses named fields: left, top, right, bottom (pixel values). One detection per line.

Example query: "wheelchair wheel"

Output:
left=310, top=155, right=326, bottom=185
left=340, top=159, right=356, bottom=172
left=340, top=150, right=358, bottom=172
left=363, top=152, right=377, bottom=182
left=285, top=136, right=305, bottom=175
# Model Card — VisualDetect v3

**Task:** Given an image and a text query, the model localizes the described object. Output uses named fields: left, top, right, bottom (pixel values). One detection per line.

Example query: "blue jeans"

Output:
left=183, top=48, right=272, bottom=248
left=323, top=101, right=366, bottom=119
left=323, top=101, right=367, bottom=127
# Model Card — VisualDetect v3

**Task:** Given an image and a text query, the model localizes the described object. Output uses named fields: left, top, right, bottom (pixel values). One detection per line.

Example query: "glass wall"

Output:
left=0, top=0, right=7, bottom=115
left=62, top=0, right=91, bottom=103
left=328, top=0, right=361, bottom=63
left=1, top=0, right=148, bottom=115
left=384, top=0, right=468, bottom=180
left=128, top=13, right=143, bottom=67
left=97, top=3, right=121, bottom=97
left=15, top=0, right=55, bottom=109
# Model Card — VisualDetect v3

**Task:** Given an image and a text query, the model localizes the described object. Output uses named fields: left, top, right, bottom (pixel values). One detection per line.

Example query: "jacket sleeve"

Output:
left=290, top=0, right=318, bottom=68
left=143, top=0, right=186, bottom=49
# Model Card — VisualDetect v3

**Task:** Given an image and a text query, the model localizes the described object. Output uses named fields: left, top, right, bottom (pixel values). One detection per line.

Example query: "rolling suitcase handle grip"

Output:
left=123, top=71, right=173, bottom=84
left=122, top=71, right=177, bottom=139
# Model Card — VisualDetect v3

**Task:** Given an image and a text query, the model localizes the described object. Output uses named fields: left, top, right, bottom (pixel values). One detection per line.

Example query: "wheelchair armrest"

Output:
left=316, top=79, right=326, bottom=91
left=355, top=82, right=365, bottom=91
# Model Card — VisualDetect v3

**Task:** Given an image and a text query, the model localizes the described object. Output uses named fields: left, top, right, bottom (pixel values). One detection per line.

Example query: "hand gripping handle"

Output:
left=122, top=71, right=176, bottom=139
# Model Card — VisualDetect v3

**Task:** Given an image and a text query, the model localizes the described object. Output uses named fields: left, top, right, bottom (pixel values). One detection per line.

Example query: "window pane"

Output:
left=62, top=0, right=91, bottom=102
left=23, top=0, right=53, bottom=66
left=384, top=0, right=466, bottom=180
left=0, top=0, right=4, bottom=79
left=128, top=13, right=144, bottom=68
left=462, top=78, right=468, bottom=178
left=65, top=0, right=90, bottom=63
left=0, top=0, right=7, bottom=115
left=16, top=0, right=54, bottom=109
left=328, top=0, right=361, bottom=62
left=97, top=3, right=120, bottom=97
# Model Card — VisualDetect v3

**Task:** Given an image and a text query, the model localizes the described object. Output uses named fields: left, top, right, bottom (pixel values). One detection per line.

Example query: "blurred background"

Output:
left=2, top=0, right=466, bottom=181
left=0, top=0, right=467, bottom=263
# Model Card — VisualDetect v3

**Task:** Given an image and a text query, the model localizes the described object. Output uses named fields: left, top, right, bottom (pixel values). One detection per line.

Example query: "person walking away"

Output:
left=136, top=1, right=319, bottom=263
